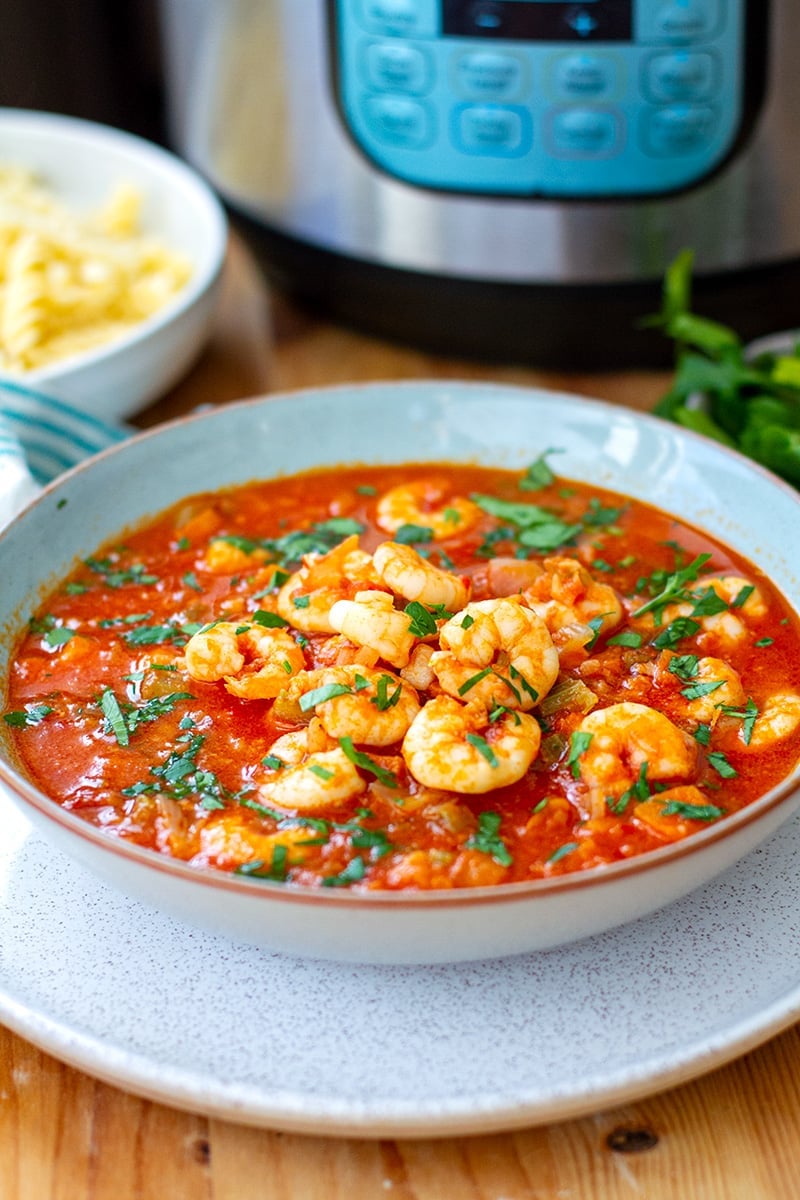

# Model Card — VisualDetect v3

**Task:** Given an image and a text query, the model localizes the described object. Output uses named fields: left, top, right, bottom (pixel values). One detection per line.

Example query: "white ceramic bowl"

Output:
left=0, top=109, right=227, bottom=421
left=1, top=381, right=799, bottom=965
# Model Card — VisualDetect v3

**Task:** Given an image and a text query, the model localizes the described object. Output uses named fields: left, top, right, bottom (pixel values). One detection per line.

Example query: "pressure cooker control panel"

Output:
left=328, top=0, right=762, bottom=197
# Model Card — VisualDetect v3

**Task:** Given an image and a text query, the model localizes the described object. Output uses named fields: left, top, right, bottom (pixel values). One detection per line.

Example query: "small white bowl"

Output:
left=1, top=381, right=799, bottom=964
left=0, top=109, right=228, bottom=421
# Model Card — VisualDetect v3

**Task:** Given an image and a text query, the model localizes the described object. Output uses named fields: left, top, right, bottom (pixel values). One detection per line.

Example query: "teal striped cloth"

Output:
left=0, top=379, right=128, bottom=487
left=0, top=380, right=129, bottom=526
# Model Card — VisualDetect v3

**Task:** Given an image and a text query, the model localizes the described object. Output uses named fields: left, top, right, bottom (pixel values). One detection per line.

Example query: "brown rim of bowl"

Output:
left=2, top=753, right=799, bottom=911
left=1, top=380, right=799, bottom=910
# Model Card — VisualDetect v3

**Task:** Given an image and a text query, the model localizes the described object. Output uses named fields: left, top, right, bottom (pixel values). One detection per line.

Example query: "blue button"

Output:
left=553, top=53, right=618, bottom=99
left=454, top=51, right=525, bottom=101
left=363, top=95, right=433, bottom=147
left=567, top=9, right=599, bottom=38
left=645, top=52, right=716, bottom=102
left=357, top=0, right=426, bottom=36
left=644, top=104, right=717, bottom=155
left=455, top=105, right=529, bottom=156
left=364, top=41, right=432, bottom=94
left=548, top=107, right=621, bottom=156
left=654, top=2, right=719, bottom=43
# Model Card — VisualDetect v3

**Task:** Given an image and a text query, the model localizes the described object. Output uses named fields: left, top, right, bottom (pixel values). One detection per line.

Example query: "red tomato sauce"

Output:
left=5, top=462, right=800, bottom=891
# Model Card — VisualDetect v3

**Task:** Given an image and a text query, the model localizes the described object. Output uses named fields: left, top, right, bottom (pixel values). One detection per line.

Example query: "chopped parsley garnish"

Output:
left=706, top=750, right=738, bottom=779
left=372, top=674, right=403, bottom=711
left=458, top=666, right=493, bottom=696
left=668, top=654, right=700, bottom=681
left=322, top=856, right=367, bottom=887
left=652, top=617, right=701, bottom=649
left=236, top=848, right=289, bottom=883
left=519, top=450, right=561, bottom=491
left=299, top=682, right=352, bottom=710
left=631, top=552, right=711, bottom=619
left=606, top=630, right=643, bottom=649
left=755, top=637, right=774, bottom=648
left=716, top=697, right=759, bottom=745
left=308, top=763, right=334, bottom=781
left=608, top=761, right=651, bottom=814
left=252, top=609, right=289, bottom=628
left=84, top=557, right=159, bottom=588
left=465, top=732, right=499, bottom=767
left=547, top=841, right=579, bottom=864
left=567, top=730, right=593, bottom=778
left=680, top=679, right=726, bottom=700
left=182, top=571, right=202, bottom=592
left=466, top=811, right=512, bottom=866
left=694, top=723, right=712, bottom=746
left=395, top=523, right=433, bottom=544
left=405, top=601, right=440, bottom=638
left=100, top=689, right=130, bottom=746
left=660, top=800, right=725, bottom=821
left=470, top=494, right=581, bottom=551
left=339, top=737, right=399, bottom=788
left=731, top=585, right=755, bottom=608
left=3, top=703, right=53, bottom=727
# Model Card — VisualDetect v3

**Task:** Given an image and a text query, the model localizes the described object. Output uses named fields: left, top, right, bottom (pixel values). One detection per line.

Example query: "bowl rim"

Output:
left=0, top=107, right=228, bottom=384
left=1, top=378, right=799, bottom=911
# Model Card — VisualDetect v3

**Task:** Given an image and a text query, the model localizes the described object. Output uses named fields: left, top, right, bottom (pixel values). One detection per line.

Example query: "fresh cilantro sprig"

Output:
left=649, top=250, right=800, bottom=487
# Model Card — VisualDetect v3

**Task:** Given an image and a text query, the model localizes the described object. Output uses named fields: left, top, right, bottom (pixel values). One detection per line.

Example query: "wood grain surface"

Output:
left=2, top=237, right=798, bottom=1200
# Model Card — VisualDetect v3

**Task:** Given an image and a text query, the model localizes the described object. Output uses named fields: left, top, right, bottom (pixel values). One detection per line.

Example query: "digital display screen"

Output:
left=442, top=0, right=632, bottom=41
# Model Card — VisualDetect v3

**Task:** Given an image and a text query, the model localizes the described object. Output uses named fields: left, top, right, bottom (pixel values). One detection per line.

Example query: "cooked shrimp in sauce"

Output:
left=5, top=461, right=800, bottom=890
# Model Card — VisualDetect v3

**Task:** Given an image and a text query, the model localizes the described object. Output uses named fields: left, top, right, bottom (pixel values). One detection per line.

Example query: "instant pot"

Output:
left=158, top=0, right=797, bottom=366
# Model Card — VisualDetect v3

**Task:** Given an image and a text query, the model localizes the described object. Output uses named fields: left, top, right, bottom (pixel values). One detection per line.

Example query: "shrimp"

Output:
left=643, top=575, right=768, bottom=653
left=288, top=664, right=421, bottom=746
left=575, top=701, right=698, bottom=817
left=739, top=691, right=800, bottom=750
left=276, top=535, right=381, bottom=633
left=429, top=597, right=559, bottom=711
left=402, top=694, right=541, bottom=793
left=523, top=555, right=624, bottom=639
left=376, top=478, right=482, bottom=541
left=654, top=653, right=745, bottom=725
left=258, top=736, right=367, bottom=814
left=328, top=589, right=416, bottom=668
left=183, top=620, right=305, bottom=699
left=373, top=541, right=469, bottom=610
left=469, top=556, right=545, bottom=601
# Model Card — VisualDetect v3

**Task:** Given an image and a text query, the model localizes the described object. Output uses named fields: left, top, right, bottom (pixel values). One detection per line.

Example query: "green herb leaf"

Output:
left=100, top=689, right=130, bottom=746
left=567, top=730, right=593, bottom=778
left=339, top=736, right=399, bottom=788
left=299, top=683, right=352, bottom=711
left=660, top=800, right=725, bottom=821
left=394, top=523, right=434, bottom=544
left=465, top=732, right=499, bottom=767
left=3, top=703, right=53, bottom=727
left=405, top=601, right=439, bottom=638
left=465, top=810, right=513, bottom=866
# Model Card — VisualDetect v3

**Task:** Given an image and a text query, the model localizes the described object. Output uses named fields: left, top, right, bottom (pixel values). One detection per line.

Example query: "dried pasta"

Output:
left=0, top=166, right=193, bottom=372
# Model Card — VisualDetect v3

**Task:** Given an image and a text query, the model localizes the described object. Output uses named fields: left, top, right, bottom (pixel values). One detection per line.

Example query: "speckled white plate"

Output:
left=1, top=791, right=799, bottom=1139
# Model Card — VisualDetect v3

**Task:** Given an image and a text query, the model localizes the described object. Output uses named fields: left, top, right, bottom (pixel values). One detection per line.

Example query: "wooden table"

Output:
left=2, top=239, right=799, bottom=1200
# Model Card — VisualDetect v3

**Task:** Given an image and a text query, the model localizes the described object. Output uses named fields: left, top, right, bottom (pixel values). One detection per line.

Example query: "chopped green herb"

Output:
left=694, top=723, right=712, bottom=746
left=606, top=630, right=643, bottom=648
left=680, top=679, right=726, bottom=700
left=548, top=841, right=579, bottom=864
left=371, top=674, right=403, bottom=711
left=631, top=553, right=712, bottom=619
left=322, top=856, right=367, bottom=887
left=262, top=754, right=285, bottom=770
left=660, top=800, right=725, bottom=821
left=668, top=654, right=700, bottom=681
left=652, top=617, right=701, bottom=649
left=299, top=682, right=352, bottom=711
left=292, top=594, right=311, bottom=609
left=339, top=736, right=399, bottom=788
left=458, top=666, right=493, bottom=696
left=567, top=730, right=593, bottom=778
left=519, top=450, right=561, bottom=491
left=3, top=704, right=53, bottom=727
left=182, top=571, right=202, bottom=592
left=405, top=601, right=439, bottom=638
left=43, top=626, right=76, bottom=648
left=716, top=697, right=759, bottom=745
left=308, top=763, right=334, bottom=781
left=252, top=609, right=289, bottom=628
left=706, top=750, right=738, bottom=778
left=465, top=732, right=499, bottom=767
left=466, top=810, right=513, bottom=866
left=100, top=689, right=130, bottom=746
left=754, top=637, right=774, bottom=648
left=731, top=584, right=755, bottom=609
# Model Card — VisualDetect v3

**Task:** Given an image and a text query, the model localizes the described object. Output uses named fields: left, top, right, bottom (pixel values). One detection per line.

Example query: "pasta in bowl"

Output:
left=0, top=109, right=226, bottom=420
left=1, top=381, right=799, bottom=963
